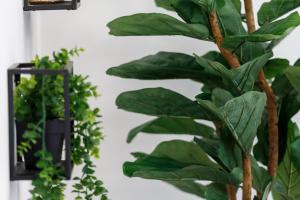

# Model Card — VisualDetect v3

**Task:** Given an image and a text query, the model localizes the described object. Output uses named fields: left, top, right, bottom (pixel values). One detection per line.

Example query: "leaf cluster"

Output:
left=107, top=0, right=300, bottom=199
left=14, top=48, right=108, bottom=200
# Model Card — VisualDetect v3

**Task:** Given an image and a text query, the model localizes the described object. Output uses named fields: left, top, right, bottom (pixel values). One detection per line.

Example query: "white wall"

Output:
left=31, top=0, right=300, bottom=200
left=0, top=1, right=36, bottom=200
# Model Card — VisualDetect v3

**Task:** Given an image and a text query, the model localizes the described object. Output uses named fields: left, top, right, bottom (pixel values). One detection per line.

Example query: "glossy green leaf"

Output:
left=155, top=0, right=174, bottom=11
left=107, top=13, right=210, bottom=40
left=150, top=140, right=216, bottom=166
left=291, top=137, right=300, bottom=172
left=116, top=87, right=214, bottom=120
left=264, top=58, right=289, bottom=79
left=285, top=67, right=300, bottom=102
left=171, top=0, right=210, bottom=28
left=211, top=88, right=233, bottom=107
left=124, top=141, right=241, bottom=184
left=222, top=91, right=267, bottom=153
left=273, top=122, right=300, bottom=200
left=223, top=12, right=300, bottom=49
left=107, top=52, right=211, bottom=80
left=251, top=157, right=272, bottom=193
left=258, top=0, right=300, bottom=25
left=127, top=116, right=214, bottom=143
left=195, top=53, right=273, bottom=94
left=204, top=183, right=227, bottom=200
left=198, top=92, right=267, bottom=153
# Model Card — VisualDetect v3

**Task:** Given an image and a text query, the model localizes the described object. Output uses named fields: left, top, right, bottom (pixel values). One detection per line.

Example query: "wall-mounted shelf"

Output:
left=24, top=0, right=80, bottom=11
left=8, top=63, right=74, bottom=180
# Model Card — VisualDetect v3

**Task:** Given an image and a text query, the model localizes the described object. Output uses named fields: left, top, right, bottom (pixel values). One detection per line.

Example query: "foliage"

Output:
left=14, top=48, right=108, bottom=200
left=107, top=0, right=300, bottom=199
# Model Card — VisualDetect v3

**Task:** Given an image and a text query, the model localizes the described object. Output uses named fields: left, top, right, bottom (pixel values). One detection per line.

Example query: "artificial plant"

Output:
left=15, top=48, right=108, bottom=200
left=107, top=0, right=300, bottom=199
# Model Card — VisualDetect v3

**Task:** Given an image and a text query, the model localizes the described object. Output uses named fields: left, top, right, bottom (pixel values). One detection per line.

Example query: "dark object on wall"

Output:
left=23, top=0, right=80, bottom=11
left=8, top=63, right=73, bottom=180
left=16, top=120, right=65, bottom=170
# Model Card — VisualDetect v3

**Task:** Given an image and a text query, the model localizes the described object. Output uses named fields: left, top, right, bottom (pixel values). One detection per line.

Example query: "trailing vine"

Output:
left=14, top=48, right=108, bottom=200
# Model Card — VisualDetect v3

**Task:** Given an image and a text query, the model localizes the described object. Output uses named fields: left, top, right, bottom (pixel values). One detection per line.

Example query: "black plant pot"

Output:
left=16, top=119, right=65, bottom=170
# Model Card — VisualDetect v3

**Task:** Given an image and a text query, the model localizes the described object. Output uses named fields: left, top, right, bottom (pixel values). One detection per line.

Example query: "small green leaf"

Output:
left=291, top=137, right=300, bottom=172
left=285, top=67, right=300, bottom=102
left=273, top=122, right=300, bottom=200
left=264, top=58, right=289, bottom=79
left=154, top=0, right=174, bottom=11
left=223, top=12, right=300, bottom=49
left=195, top=53, right=273, bottom=94
left=258, top=0, right=300, bottom=25
left=198, top=92, right=267, bottom=153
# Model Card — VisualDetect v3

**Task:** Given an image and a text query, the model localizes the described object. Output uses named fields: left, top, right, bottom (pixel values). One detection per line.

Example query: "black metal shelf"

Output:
left=8, top=63, right=74, bottom=180
left=24, top=0, right=80, bottom=11
left=12, top=161, right=73, bottom=181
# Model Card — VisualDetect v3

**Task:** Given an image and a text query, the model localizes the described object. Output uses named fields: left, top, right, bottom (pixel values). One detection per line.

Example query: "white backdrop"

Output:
left=19, top=0, right=300, bottom=199
left=0, top=1, right=36, bottom=199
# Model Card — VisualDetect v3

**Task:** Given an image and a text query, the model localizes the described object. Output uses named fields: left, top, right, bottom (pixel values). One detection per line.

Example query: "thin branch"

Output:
left=209, top=11, right=240, bottom=68
left=242, top=154, right=252, bottom=200
left=244, top=0, right=279, bottom=178
left=227, top=184, right=237, bottom=200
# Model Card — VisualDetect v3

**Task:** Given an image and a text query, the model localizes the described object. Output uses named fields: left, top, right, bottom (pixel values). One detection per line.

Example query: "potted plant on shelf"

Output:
left=107, top=0, right=300, bottom=199
left=14, top=48, right=108, bottom=200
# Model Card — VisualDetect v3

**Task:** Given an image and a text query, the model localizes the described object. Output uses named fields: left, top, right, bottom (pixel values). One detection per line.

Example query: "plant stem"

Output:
left=226, top=184, right=237, bottom=200
left=208, top=11, right=240, bottom=68
left=41, top=76, right=47, bottom=150
left=209, top=11, right=240, bottom=200
left=243, top=0, right=279, bottom=178
left=242, top=153, right=252, bottom=200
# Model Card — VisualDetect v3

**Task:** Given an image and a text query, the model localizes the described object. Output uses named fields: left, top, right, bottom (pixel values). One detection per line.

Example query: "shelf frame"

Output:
left=23, top=0, right=80, bottom=11
left=8, top=62, right=74, bottom=180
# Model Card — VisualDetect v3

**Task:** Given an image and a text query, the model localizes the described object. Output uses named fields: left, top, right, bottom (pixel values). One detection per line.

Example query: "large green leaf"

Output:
left=285, top=67, right=300, bottom=102
left=251, top=157, right=272, bottom=193
left=107, top=13, right=209, bottom=40
left=171, top=0, right=210, bottom=27
left=107, top=52, right=216, bottom=80
left=124, top=140, right=241, bottom=184
left=204, top=183, right=227, bottom=200
left=258, top=0, right=300, bottom=25
left=198, top=92, right=267, bottom=153
left=116, top=87, right=215, bottom=120
left=223, top=12, right=300, bottom=49
left=222, top=92, right=267, bottom=153
left=155, top=0, right=174, bottom=11
left=264, top=58, right=290, bottom=79
left=273, top=122, right=300, bottom=200
left=195, top=128, right=242, bottom=171
left=195, top=53, right=273, bottom=94
left=291, top=136, right=300, bottom=172
left=127, top=116, right=214, bottom=143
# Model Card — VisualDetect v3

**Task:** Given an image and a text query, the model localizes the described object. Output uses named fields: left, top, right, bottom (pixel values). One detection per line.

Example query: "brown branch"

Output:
left=226, top=184, right=237, bottom=200
left=242, top=154, right=252, bottom=200
left=209, top=10, right=241, bottom=200
left=209, top=11, right=240, bottom=68
left=244, top=0, right=256, bottom=33
left=244, top=0, right=279, bottom=178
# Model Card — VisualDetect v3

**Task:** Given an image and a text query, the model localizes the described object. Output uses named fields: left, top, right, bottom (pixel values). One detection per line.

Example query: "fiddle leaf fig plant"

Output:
left=107, top=0, right=300, bottom=200
left=14, top=48, right=108, bottom=200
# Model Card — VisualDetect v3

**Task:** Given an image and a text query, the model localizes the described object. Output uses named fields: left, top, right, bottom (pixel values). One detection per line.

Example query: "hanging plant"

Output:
left=107, top=0, right=300, bottom=199
left=14, top=48, right=108, bottom=200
